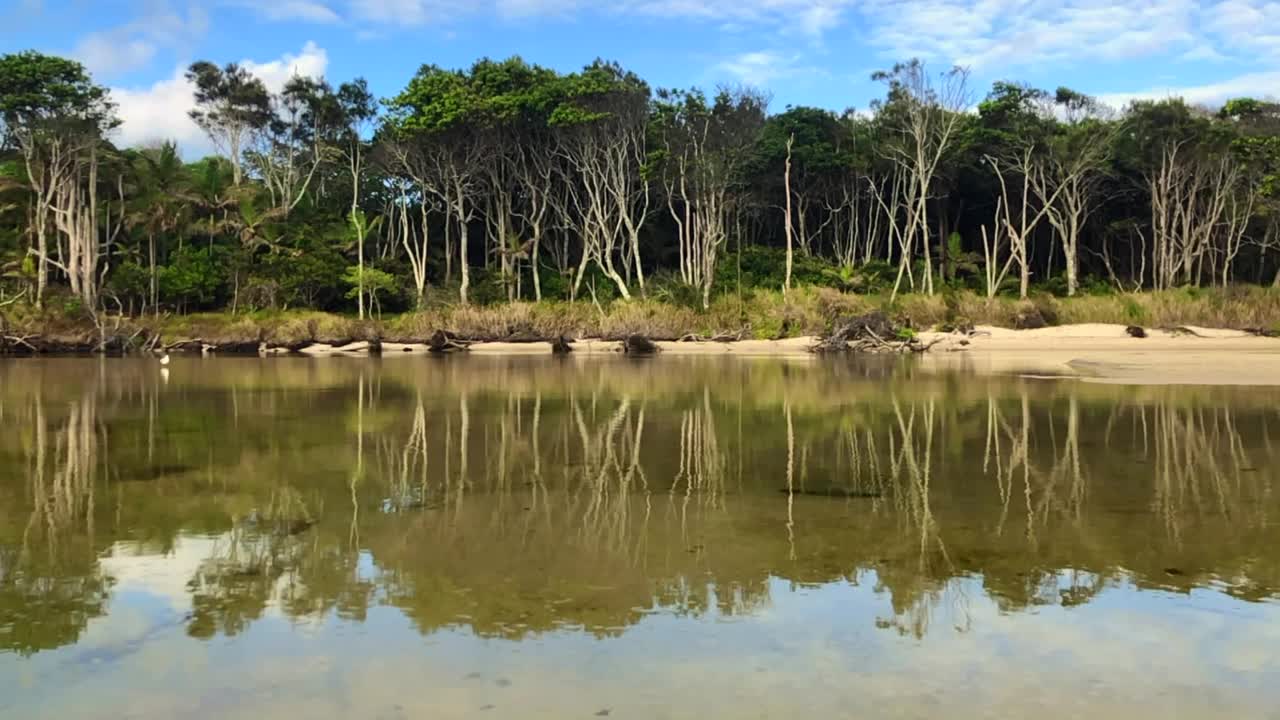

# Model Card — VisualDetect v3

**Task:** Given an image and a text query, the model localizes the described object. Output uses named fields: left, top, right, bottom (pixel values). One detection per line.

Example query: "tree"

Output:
left=186, top=61, right=272, bottom=187
left=872, top=60, right=970, bottom=298
left=977, top=83, right=1057, bottom=298
left=126, top=142, right=190, bottom=313
left=0, top=50, right=117, bottom=307
left=552, top=60, right=653, bottom=300
left=652, top=87, right=767, bottom=307
left=384, top=64, right=486, bottom=305
left=250, top=76, right=330, bottom=213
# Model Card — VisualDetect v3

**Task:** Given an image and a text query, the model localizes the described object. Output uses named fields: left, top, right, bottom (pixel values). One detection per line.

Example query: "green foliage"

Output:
left=105, top=261, right=149, bottom=308
left=185, top=61, right=272, bottom=139
left=161, top=247, right=226, bottom=310
left=256, top=242, right=346, bottom=310
left=4, top=48, right=1280, bottom=323
left=647, top=272, right=704, bottom=310
left=342, top=266, right=397, bottom=315
left=1121, top=295, right=1148, bottom=324
left=0, top=50, right=117, bottom=135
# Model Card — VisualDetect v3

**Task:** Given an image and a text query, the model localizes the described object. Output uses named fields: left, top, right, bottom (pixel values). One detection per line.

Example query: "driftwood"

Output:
left=1162, top=326, right=1204, bottom=338
left=811, top=311, right=938, bottom=354
left=622, top=334, right=659, bottom=355
left=1244, top=327, right=1278, bottom=338
left=1, top=333, right=38, bottom=353
left=678, top=329, right=745, bottom=343
left=429, top=330, right=470, bottom=353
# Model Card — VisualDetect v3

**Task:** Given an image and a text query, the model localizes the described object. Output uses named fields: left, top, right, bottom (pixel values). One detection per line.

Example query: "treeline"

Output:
left=1, top=51, right=1278, bottom=317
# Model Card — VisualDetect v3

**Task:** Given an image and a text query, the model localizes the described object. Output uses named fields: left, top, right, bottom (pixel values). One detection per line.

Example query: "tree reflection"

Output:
left=0, top=390, right=110, bottom=656
left=1, top=360, right=1279, bottom=654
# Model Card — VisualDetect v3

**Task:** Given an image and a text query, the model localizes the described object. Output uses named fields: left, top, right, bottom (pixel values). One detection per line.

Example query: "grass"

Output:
left=5, top=286, right=1279, bottom=346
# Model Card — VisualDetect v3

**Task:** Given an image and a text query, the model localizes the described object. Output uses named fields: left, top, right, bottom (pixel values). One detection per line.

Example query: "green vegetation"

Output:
left=6, top=286, right=1276, bottom=349
left=2, top=51, right=1279, bottom=335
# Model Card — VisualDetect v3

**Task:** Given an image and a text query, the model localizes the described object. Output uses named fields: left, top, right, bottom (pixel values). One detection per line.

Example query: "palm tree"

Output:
left=127, top=143, right=191, bottom=314
left=188, top=156, right=236, bottom=251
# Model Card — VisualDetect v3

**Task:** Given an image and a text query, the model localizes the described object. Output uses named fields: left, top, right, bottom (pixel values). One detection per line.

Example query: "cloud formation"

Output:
left=1097, top=70, right=1280, bottom=109
left=71, top=4, right=209, bottom=77
left=716, top=51, right=813, bottom=87
left=345, top=0, right=857, bottom=35
left=231, top=0, right=343, bottom=23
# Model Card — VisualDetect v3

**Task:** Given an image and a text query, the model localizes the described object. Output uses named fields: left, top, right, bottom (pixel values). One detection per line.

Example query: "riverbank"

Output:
left=3, top=288, right=1279, bottom=366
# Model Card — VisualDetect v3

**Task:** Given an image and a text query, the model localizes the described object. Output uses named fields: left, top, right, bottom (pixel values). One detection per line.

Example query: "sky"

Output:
left=2, top=0, right=1279, bottom=156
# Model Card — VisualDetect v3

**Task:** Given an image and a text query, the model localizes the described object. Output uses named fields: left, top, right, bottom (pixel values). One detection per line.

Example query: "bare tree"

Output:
left=655, top=87, right=767, bottom=308
left=873, top=60, right=971, bottom=298
left=557, top=105, right=651, bottom=300
left=1148, top=141, right=1252, bottom=289
left=783, top=134, right=795, bottom=295
left=985, top=145, right=1068, bottom=299
left=389, top=131, right=484, bottom=304
left=1041, top=94, right=1115, bottom=295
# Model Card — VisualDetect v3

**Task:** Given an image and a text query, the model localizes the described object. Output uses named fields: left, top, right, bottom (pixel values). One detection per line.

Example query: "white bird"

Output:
left=159, top=352, right=171, bottom=366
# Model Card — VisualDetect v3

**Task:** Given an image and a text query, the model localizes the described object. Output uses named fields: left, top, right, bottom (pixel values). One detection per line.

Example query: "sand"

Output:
left=294, top=324, right=1280, bottom=385
left=914, top=324, right=1280, bottom=385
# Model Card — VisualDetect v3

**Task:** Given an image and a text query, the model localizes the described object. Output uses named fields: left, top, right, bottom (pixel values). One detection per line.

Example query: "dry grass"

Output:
left=9, top=286, right=1277, bottom=349
left=152, top=288, right=1280, bottom=344
left=158, top=311, right=374, bottom=346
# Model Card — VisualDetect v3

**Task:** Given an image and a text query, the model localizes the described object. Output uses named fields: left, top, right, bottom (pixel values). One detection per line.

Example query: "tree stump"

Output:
left=623, top=335, right=659, bottom=355
left=551, top=335, right=574, bottom=354
left=429, top=330, right=469, bottom=353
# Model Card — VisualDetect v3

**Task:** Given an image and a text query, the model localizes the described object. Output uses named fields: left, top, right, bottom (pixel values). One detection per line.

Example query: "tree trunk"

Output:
left=455, top=191, right=470, bottom=306
left=783, top=135, right=794, bottom=296
left=149, top=232, right=157, bottom=315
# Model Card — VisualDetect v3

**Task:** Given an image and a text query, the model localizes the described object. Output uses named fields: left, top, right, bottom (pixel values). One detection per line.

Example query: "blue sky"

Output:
left=2, top=0, right=1278, bottom=155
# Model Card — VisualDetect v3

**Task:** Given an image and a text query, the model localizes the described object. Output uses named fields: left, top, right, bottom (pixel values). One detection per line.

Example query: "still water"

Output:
left=1, top=356, right=1278, bottom=719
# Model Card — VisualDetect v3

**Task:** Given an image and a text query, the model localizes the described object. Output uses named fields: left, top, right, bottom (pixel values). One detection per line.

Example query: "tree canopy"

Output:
left=2, top=49, right=1279, bottom=317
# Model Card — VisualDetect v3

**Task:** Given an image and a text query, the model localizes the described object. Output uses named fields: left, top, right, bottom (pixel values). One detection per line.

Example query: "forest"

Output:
left=1, top=50, right=1278, bottom=329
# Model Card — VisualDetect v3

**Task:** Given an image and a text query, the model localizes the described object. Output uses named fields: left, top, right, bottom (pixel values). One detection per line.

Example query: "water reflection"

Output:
left=1, top=357, right=1278, bottom=657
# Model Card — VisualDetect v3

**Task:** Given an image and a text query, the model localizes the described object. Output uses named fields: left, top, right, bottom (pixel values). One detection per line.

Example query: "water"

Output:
left=2, top=356, right=1279, bottom=719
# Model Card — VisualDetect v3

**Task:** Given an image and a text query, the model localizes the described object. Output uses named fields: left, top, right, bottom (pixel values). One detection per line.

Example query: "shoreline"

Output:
left=5, top=322, right=1279, bottom=385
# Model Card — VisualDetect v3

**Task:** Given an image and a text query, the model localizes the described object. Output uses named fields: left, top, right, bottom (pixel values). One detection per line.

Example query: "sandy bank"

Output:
left=909, top=324, right=1280, bottom=385
left=427, top=324, right=1280, bottom=385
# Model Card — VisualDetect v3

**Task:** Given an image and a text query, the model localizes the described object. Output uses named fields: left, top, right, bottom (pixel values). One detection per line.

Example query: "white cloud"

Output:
left=229, top=0, right=343, bottom=23
left=111, top=69, right=206, bottom=152
left=716, top=51, right=810, bottom=87
left=241, top=40, right=331, bottom=91
left=1203, top=0, right=1280, bottom=60
left=110, top=42, right=331, bottom=157
left=1096, top=70, right=1280, bottom=109
left=350, top=0, right=437, bottom=24
left=856, top=0, right=1200, bottom=70
left=348, top=0, right=856, bottom=36
left=74, top=34, right=157, bottom=76
left=496, top=0, right=581, bottom=17
left=1179, top=45, right=1230, bottom=63
left=71, top=4, right=209, bottom=78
